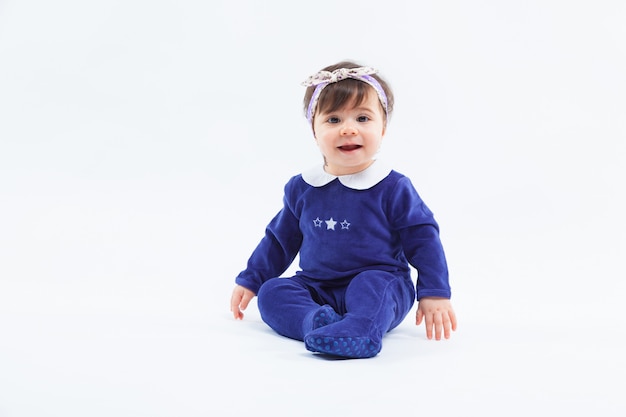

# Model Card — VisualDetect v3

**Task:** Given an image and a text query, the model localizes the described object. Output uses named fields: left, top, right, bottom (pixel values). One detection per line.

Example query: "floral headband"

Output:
left=301, top=67, right=389, bottom=124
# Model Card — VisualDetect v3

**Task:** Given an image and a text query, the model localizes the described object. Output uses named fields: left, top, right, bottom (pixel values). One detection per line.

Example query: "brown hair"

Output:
left=302, top=61, right=395, bottom=125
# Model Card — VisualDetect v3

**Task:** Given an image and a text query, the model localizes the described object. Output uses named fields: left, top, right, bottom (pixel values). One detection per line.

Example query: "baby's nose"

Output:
left=340, top=123, right=358, bottom=136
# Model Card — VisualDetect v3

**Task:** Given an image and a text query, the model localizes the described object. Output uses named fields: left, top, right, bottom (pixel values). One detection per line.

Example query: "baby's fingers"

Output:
left=424, top=313, right=434, bottom=340
left=230, top=291, right=245, bottom=320
left=442, top=311, right=457, bottom=339
left=415, top=308, right=423, bottom=326
left=433, top=312, right=444, bottom=340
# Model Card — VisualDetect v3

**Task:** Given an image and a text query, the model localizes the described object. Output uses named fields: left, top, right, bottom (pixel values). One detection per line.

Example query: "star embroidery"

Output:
left=325, top=217, right=337, bottom=230
left=313, top=217, right=323, bottom=227
left=340, top=220, right=350, bottom=230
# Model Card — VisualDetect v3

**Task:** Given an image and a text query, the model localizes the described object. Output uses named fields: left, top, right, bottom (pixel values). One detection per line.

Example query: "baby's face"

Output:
left=313, top=88, right=386, bottom=176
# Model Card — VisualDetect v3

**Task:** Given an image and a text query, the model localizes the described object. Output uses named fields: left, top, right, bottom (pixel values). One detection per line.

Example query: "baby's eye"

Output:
left=357, top=116, right=370, bottom=122
left=327, top=117, right=340, bottom=124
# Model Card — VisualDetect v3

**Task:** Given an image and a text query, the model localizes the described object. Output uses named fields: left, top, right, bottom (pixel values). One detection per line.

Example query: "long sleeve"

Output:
left=389, top=177, right=451, bottom=300
left=399, top=224, right=451, bottom=299
left=235, top=194, right=303, bottom=294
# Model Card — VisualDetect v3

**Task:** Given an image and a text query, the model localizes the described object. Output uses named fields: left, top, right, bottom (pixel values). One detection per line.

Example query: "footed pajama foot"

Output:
left=305, top=334, right=381, bottom=359
left=304, top=316, right=383, bottom=359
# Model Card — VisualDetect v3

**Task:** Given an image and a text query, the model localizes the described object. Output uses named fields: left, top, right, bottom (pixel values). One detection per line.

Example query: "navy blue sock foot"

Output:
left=305, top=334, right=381, bottom=358
left=304, top=317, right=382, bottom=359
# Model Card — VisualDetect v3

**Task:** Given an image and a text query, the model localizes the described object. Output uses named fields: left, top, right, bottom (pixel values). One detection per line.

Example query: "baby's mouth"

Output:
left=338, top=145, right=362, bottom=151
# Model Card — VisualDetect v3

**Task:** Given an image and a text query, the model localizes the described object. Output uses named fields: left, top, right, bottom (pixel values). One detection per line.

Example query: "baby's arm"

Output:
left=416, top=297, right=457, bottom=340
left=230, top=285, right=256, bottom=320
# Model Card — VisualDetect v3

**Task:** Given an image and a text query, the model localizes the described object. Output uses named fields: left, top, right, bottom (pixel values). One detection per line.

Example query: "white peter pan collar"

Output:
left=301, top=160, right=391, bottom=190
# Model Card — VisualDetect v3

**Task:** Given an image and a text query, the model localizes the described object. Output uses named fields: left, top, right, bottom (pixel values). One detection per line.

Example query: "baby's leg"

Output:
left=257, top=278, right=341, bottom=341
left=344, top=270, right=414, bottom=332
left=304, top=271, right=414, bottom=358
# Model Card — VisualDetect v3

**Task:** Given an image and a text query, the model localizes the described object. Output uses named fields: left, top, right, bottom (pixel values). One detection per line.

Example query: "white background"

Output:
left=1, top=1, right=624, bottom=416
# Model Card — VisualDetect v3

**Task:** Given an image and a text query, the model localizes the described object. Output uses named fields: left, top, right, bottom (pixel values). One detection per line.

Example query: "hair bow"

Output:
left=301, top=67, right=378, bottom=87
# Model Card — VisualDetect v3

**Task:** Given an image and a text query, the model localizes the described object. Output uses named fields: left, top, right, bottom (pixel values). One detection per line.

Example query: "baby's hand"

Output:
left=416, top=297, right=457, bottom=340
left=230, top=285, right=255, bottom=320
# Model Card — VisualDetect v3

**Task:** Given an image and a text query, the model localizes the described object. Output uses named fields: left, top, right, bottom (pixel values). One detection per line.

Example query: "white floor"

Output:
left=1, top=1, right=625, bottom=416
left=1, top=295, right=624, bottom=417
